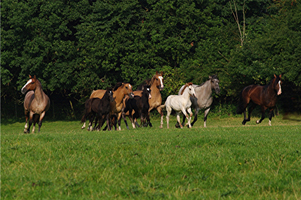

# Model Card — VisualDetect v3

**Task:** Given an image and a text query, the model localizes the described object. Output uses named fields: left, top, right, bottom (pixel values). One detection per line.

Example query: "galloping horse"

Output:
left=121, top=71, right=164, bottom=128
left=236, top=74, right=282, bottom=126
left=136, top=71, right=164, bottom=127
left=21, top=75, right=50, bottom=133
left=81, top=88, right=114, bottom=131
left=160, top=82, right=196, bottom=129
left=122, top=85, right=152, bottom=128
left=82, top=82, right=134, bottom=130
left=177, top=75, right=220, bottom=128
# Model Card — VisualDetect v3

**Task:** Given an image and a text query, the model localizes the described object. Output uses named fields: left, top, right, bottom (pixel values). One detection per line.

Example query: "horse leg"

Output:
left=268, top=108, right=274, bottom=126
left=32, top=114, right=39, bottom=133
left=117, top=113, right=122, bottom=130
left=175, top=112, right=184, bottom=128
left=27, top=111, right=34, bottom=133
left=81, top=121, right=86, bottom=129
left=105, top=114, right=111, bottom=131
left=180, top=108, right=191, bottom=128
left=156, top=106, right=163, bottom=128
left=256, top=106, right=267, bottom=124
left=166, top=106, right=172, bottom=129
left=122, top=111, right=130, bottom=130
left=186, top=108, right=193, bottom=128
left=144, top=112, right=151, bottom=127
left=203, top=108, right=210, bottom=127
left=134, top=112, right=140, bottom=128
left=24, top=110, right=29, bottom=133
left=37, top=112, right=46, bottom=132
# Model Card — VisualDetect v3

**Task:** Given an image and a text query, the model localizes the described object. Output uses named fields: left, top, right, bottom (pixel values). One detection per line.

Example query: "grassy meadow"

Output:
left=1, top=114, right=301, bottom=199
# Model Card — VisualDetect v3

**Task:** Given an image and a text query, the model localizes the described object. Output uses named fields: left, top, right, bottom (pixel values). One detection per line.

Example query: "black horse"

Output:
left=236, top=74, right=282, bottom=126
left=122, top=85, right=152, bottom=128
left=81, top=88, right=114, bottom=131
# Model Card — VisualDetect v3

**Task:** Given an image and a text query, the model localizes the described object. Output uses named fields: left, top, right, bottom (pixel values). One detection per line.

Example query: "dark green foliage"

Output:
left=1, top=0, right=301, bottom=118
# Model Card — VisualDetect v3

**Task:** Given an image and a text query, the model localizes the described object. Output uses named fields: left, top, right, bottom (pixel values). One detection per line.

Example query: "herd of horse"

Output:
left=21, top=73, right=283, bottom=133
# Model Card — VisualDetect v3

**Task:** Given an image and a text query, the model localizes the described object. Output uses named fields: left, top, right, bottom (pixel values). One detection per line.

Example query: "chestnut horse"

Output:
left=21, top=75, right=50, bottom=133
left=128, top=71, right=164, bottom=128
left=81, top=82, right=134, bottom=130
left=236, top=74, right=282, bottom=126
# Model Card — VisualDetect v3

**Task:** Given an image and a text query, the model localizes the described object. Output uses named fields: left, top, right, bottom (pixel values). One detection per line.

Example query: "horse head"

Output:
left=273, top=74, right=282, bottom=95
left=144, top=85, right=152, bottom=99
left=122, top=83, right=134, bottom=99
left=185, top=82, right=197, bottom=99
left=106, top=88, right=114, bottom=102
left=210, top=75, right=220, bottom=94
left=153, top=71, right=164, bottom=91
left=21, top=75, right=38, bottom=94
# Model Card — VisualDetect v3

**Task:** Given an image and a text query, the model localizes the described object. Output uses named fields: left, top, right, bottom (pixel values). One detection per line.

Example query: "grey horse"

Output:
left=176, top=75, right=220, bottom=127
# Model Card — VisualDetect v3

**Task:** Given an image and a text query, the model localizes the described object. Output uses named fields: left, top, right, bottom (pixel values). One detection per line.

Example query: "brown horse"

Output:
left=82, top=82, right=134, bottom=130
left=236, top=74, right=282, bottom=126
left=21, top=75, right=50, bottom=133
left=122, top=71, right=164, bottom=128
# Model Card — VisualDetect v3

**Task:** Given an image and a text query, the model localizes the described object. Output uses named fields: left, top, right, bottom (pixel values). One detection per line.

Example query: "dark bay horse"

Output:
left=236, top=74, right=282, bottom=126
left=82, top=82, right=134, bottom=130
left=81, top=88, right=114, bottom=131
left=122, top=85, right=152, bottom=128
left=177, top=75, right=220, bottom=128
left=135, top=71, right=164, bottom=128
left=21, top=75, right=50, bottom=133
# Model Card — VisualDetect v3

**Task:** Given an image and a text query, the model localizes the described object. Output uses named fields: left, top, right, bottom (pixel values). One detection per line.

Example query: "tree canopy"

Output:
left=2, top=0, right=300, bottom=117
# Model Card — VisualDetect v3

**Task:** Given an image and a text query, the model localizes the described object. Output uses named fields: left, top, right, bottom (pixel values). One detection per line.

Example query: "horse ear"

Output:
left=29, top=75, right=32, bottom=79
left=209, top=76, right=212, bottom=79
left=34, top=75, right=36, bottom=79
left=160, top=71, right=164, bottom=76
left=274, top=74, right=276, bottom=78
left=279, top=74, right=282, bottom=78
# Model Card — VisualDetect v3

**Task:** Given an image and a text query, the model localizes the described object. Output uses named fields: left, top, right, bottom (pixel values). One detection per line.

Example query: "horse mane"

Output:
left=180, top=82, right=193, bottom=95
left=264, top=75, right=279, bottom=91
left=195, top=75, right=218, bottom=88
left=113, top=82, right=123, bottom=91
left=211, top=74, right=218, bottom=80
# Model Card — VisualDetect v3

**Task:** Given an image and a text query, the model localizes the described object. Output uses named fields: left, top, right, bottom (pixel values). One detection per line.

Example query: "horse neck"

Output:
left=181, top=89, right=191, bottom=100
left=33, top=81, right=46, bottom=102
left=150, top=83, right=161, bottom=97
left=265, top=80, right=277, bottom=97
left=196, top=80, right=212, bottom=98
left=113, top=88, right=126, bottom=104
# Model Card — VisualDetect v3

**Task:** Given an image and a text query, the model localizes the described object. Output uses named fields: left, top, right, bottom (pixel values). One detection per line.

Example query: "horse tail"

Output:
left=236, top=89, right=244, bottom=114
left=159, top=104, right=166, bottom=110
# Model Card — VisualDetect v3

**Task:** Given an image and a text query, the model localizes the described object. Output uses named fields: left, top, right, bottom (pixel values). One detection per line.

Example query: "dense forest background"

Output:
left=1, top=0, right=301, bottom=120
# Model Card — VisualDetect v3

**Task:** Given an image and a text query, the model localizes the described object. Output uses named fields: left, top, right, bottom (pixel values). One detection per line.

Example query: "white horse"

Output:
left=160, top=82, right=197, bottom=128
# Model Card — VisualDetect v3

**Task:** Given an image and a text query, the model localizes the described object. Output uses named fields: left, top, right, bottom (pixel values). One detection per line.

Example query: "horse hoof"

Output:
left=256, top=120, right=260, bottom=124
left=149, top=123, right=153, bottom=127
left=175, top=124, right=180, bottom=128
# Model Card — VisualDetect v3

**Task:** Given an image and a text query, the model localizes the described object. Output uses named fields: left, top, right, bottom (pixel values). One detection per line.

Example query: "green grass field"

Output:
left=2, top=114, right=301, bottom=199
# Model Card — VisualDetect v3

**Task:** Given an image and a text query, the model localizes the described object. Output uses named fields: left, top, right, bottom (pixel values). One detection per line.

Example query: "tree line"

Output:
left=2, top=0, right=301, bottom=119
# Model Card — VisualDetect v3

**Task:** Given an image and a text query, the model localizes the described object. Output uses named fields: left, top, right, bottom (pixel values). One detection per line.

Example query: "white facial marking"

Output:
left=158, top=76, right=164, bottom=88
left=21, top=79, right=32, bottom=91
left=129, top=84, right=132, bottom=89
left=278, top=81, right=281, bottom=89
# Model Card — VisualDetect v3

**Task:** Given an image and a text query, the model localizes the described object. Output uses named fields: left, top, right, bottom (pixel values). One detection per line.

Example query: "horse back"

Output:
left=90, top=89, right=106, bottom=99
left=242, top=85, right=264, bottom=105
